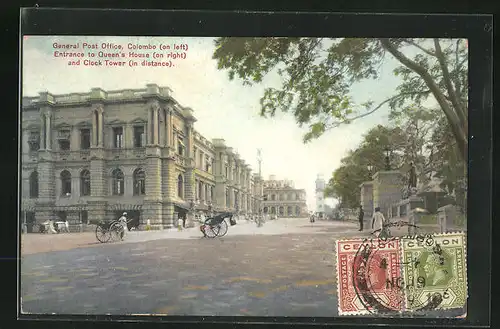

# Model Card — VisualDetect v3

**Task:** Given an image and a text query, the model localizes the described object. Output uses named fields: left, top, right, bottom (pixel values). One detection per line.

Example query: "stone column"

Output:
left=184, top=121, right=195, bottom=227
left=153, top=106, right=159, bottom=145
left=98, top=109, right=104, bottom=147
left=147, top=107, right=153, bottom=145
left=372, top=171, right=403, bottom=218
left=40, top=115, right=46, bottom=150
left=163, top=109, right=170, bottom=146
left=169, top=109, right=174, bottom=147
left=161, top=155, right=177, bottom=228
left=92, top=110, right=97, bottom=147
left=45, top=112, right=52, bottom=150
left=144, top=144, right=163, bottom=229
left=36, top=157, right=56, bottom=224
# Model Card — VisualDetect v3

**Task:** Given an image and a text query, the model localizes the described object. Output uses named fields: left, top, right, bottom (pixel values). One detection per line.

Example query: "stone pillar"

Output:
left=40, top=115, right=46, bottom=150
left=153, top=106, right=159, bottom=145
left=160, top=155, right=177, bottom=228
left=98, top=109, right=104, bottom=147
left=92, top=110, right=98, bottom=147
left=372, top=171, right=403, bottom=219
left=164, top=109, right=170, bottom=146
left=147, top=107, right=152, bottom=145
left=45, top=112, right=52, bottom=150
left=145, top=146, right=163, bottom=229
left=183, top=121, right=195, bottom=226
left=360, top=181, right=374, bottom=222
left=169, top=109, right=174, bottom=147
left=36, top=156, right=56, bottom=224
left=90, top=148, right=106, bottom=197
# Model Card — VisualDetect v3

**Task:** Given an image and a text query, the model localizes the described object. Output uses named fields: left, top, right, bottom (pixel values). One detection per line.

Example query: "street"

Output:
left=21, top=219, right=359, bottom=316
left=20, top=219, right=464, bottom=317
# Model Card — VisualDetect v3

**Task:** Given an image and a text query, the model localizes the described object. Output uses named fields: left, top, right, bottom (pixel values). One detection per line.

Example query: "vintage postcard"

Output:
left=20, top=34, right=468, bottom=318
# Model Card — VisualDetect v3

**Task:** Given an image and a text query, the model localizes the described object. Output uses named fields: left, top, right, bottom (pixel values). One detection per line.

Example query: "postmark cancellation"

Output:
left=401, top=232, right=467, bottom=312
left=335, top=232, right=467, bottom=316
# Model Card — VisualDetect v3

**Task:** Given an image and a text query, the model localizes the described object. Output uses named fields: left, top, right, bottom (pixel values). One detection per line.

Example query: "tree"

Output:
left=212, top=37, right=468, bottom=161
left=324, top=125, right=409, bottom=207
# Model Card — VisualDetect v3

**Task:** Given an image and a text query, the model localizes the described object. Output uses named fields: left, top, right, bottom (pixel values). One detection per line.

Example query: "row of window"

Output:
left=29, top=169, right=257, bottom=203
left=263, top=193, right=304, bottom=201
left=28, top=168, right=146, bottom=198
left=27, top=126, right=147, bottom=152
left=263, top=206, right=302, bottom=215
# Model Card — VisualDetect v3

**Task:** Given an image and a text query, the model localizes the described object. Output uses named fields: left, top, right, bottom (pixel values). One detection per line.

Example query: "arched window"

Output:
left=279, top=206, right=284, bottom=216
left=80, top=169, right=91, bottom=196
left=271, top=206, right=276, bottom=214
left=29, top=171, right=38, bottom=198
left=112, top=169, right=124, bottom=195
left=287, top=206, right=292, bottom=216
left=177, top=174, right=183, bottom=198
left=263, top=206, right=269, bottom=214
left=133, top=168, right=146, bottom=195
left=60, top=170, right=72, bottom=196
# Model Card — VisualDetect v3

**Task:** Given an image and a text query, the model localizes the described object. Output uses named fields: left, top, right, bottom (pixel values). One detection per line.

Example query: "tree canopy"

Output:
left=212, top=38, right=468, bottom=161
left=322, top=106, right=466, bottom=209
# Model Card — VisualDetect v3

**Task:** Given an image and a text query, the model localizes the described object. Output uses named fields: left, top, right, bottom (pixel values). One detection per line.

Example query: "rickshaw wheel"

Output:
left=217, top=220, right=229, bottom=237
left=204, top=224, right=220, bottom=238
left=95, top=225, right=111, bottom=243
left=109, top=222, right=124, bottom=242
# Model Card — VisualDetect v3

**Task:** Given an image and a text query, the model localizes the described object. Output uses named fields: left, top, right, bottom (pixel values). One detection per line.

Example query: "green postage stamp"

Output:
left=401, top=232, right=467, bottom=311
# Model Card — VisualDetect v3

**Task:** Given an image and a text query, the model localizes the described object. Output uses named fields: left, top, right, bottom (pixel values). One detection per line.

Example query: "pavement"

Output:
left=20, top=219, right=464, bottom=317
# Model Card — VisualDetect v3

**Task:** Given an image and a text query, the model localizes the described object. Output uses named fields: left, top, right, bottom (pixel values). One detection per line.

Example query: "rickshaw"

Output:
left=200, top=212, right=236, bottom=238
left=95, top=219, right=125, bottom=243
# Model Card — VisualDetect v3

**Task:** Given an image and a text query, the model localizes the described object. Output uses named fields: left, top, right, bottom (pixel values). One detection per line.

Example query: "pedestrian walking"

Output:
left=371, top=207, right=386, bottom=238
left=118, top=212, right=128, bottom=240
left=182, top=214, right=187, bottom=228
left=358, top=205, right=364, bottom=231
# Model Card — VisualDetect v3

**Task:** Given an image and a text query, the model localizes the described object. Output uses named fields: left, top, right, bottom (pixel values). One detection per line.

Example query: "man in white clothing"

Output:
left=118, top=212, right=128, bottom=240
left=371, top=207, right=386, bottom=237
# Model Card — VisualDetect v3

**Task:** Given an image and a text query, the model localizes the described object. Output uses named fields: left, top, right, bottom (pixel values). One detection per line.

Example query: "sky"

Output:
left=22, top=36, right=407, bottom=210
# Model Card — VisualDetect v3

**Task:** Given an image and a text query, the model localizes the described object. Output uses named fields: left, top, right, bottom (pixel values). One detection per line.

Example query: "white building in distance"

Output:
left=315, top=174, right=326, bottom=217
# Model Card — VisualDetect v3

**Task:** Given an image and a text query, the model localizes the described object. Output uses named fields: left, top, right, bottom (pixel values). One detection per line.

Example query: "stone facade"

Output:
left=262, top=176, right=308, bottom=217
left=20, top=84, right=261, bottom=232
left=359, top=181, right=374, bottom=219
left=371, top=170, right=403, bottom=219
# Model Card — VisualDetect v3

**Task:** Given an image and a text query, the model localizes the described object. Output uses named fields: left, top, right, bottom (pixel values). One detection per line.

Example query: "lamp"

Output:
left=367, top=164, right=374, bottom=176
left=384, top=146, right=391, bottom=170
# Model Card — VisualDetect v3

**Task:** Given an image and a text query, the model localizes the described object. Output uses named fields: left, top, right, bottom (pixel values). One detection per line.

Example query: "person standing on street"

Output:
left=358, top=205, right=364, bottom=231
left=371, top=207, right=386, bottom=238
left=118, top=212, right=128, bottom=240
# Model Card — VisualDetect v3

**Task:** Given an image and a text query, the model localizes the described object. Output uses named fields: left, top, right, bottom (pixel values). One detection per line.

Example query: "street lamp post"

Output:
left=367, top=164, right=374, bottom=178
left=384, top=146, right=391, bottom=170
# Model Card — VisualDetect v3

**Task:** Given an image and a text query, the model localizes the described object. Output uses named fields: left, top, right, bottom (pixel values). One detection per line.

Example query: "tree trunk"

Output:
left=379, top=39, right=468, bottom=163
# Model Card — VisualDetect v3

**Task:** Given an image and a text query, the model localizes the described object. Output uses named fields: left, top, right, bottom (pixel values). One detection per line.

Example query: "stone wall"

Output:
left=359, top=181, right=374, bottom=218
left=372, top=171, right=403, bottom=219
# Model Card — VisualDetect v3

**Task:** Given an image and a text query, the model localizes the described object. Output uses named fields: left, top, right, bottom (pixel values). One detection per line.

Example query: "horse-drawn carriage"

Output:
left=200, top=212, right=237, bottom=238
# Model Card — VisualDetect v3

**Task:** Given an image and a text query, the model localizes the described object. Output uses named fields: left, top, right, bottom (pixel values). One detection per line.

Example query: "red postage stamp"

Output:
left=336, top=238, right=403, bottom=315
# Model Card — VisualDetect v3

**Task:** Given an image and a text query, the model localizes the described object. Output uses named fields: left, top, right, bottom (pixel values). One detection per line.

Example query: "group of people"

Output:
left=40, top=219, right=70, bottom=234
left=357, top=205, right=389, bottom=238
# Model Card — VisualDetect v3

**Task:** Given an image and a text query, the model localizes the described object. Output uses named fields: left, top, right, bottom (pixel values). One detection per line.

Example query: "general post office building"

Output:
left=21, top=84, right=264, bottom=232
